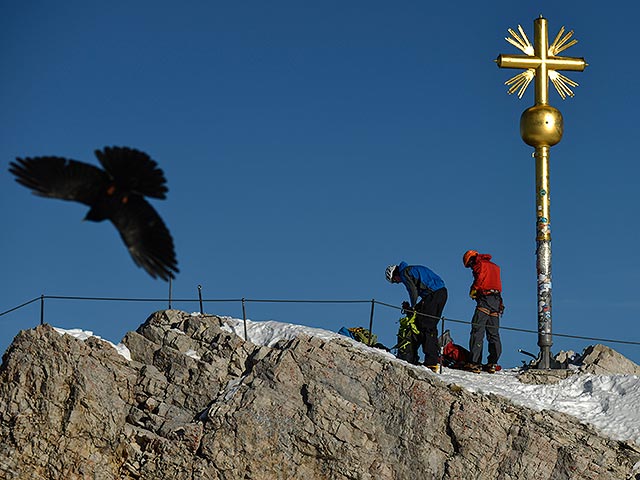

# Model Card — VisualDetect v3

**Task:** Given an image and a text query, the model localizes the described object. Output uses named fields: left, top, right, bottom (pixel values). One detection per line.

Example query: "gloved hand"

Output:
left=401, top=301, right=412, bottom=313
left=469, top=289, right=477, bottom=300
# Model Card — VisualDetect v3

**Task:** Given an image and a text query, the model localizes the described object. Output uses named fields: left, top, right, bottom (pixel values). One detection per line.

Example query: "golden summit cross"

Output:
left=496, top=15, right=587, bottom=104
left=495, top=16, right=587, bottom=369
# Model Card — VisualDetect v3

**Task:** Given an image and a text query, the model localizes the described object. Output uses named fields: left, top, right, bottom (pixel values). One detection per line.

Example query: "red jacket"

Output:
left=471, top=254, right=502, bottom=294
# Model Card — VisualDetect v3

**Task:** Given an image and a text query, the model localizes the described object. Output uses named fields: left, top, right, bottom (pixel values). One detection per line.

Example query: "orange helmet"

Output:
left=463, top=250, right=478, bottom=267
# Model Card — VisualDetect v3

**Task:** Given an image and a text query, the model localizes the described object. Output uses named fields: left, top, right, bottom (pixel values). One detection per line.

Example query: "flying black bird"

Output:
left=9, top=146, right=179, bottom=281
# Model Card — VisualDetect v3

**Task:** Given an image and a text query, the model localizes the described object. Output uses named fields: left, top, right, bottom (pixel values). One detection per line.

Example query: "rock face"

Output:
left=0, top=310, right=639, bottom=479
left=518, top=344, right=640, bottom=385
left=577, top=344, right=640, bottom=376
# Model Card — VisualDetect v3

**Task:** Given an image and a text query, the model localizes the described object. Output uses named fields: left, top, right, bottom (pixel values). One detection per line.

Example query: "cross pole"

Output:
left=495, top=16, right=587, bottom=369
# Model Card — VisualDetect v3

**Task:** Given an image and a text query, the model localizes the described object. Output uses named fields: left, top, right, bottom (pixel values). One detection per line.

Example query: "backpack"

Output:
left=347, top=327, right=378, bottom=346
left=438, top=329, right=470, bottom=366
left=338, top=326, right=388, bottom=351
left=396, top=312, right=419, bottom=355
left=442, top=341, right=470, bottom=366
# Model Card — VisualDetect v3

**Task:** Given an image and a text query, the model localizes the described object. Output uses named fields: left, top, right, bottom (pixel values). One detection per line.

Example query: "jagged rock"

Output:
left=0, top=310, right=639, bottom=479
left=555, top=349, right=579, bottom=366
left=516, top=368, right=575, bottom=385
left=519, top=344, right=640, bottom=385
left=577, top=344, right=640, bottom=376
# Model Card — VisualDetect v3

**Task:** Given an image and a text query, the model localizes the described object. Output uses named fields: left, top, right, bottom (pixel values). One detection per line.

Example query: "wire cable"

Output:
left=0, top=297, right=41, bottom=317
left=1, top=294, right=639, bottom=347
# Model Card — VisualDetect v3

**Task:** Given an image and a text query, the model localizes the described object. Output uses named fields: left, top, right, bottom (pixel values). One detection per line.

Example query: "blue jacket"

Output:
left=398, top=261, right=445, bottom=307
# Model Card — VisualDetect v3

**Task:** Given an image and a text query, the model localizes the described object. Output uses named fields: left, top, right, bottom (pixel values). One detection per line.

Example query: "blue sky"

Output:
left=2, top=1, right=638, bottom=368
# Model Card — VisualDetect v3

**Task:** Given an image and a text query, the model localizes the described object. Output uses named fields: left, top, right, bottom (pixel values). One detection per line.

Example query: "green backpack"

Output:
left=348, top=327, right=378, bottom=346
left=397, top=312, right=419, bottom=354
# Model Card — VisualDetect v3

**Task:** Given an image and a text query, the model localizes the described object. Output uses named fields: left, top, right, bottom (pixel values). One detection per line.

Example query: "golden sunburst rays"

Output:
left=549, top=71, right=579, bottom=99
left=502, top=24, right=581, bottom=99
left=548, top=26, right=578, bottom=56
left=506, top=25, right=534, bottom=55
left=506, top=69, right=535, bottom=98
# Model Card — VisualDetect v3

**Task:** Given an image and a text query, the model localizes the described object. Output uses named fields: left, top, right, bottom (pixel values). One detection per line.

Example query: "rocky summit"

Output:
left=0, top=310, right=639, bottom=479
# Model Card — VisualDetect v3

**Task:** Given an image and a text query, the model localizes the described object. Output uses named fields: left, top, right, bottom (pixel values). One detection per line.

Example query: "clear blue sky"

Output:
left=2, top=1, right=638, bottom=368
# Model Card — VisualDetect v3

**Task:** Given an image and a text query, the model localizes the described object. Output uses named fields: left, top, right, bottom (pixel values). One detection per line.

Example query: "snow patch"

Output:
left=52, top=317, right=640, bottom=447
left=53, top=327, right=131, bottom=361
left=185, top=349, right=201, bottom=360
left=219, top=316, right=640, bottom=446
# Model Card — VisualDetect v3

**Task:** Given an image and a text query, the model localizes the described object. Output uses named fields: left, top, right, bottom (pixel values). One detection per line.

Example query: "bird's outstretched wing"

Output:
left=94, top=146, right=168, bottom=199
left=9, top=156, right=108, bottom=206
left=109, top=195, right=179, bottom=281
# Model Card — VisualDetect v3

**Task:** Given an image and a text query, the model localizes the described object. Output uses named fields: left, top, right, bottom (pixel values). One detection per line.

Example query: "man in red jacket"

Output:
left=463, top=250, right=504, bottom=373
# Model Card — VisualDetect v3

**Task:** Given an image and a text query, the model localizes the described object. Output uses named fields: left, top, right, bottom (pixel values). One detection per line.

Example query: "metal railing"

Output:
left=2, top=293, right=639, bottom=351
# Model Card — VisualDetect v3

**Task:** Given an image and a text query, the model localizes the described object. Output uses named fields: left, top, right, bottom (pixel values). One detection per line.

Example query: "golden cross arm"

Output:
left=496, top=54, right=586, bottom=71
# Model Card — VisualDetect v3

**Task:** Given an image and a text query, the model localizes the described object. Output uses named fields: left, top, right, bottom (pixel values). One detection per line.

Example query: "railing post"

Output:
left=40, top=295, right=44, bottom=325
left=241, top=298, right=248, bottom=341
left=168, top=277, right=173, bottom=309
left=198, top=285, right=203, bottom=314
left=368, top=299, right=375, bottom=346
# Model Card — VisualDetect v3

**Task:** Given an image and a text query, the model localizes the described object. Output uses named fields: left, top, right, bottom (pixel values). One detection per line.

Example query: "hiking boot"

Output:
left=425, top=364, right=440, bottom=374
left=464, top=363, right=482, bottom=374
left=485, top=364, right=497, bottom=374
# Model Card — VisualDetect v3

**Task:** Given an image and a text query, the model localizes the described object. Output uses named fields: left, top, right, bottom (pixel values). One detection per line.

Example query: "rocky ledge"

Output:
left=0, top=310, right=638, bottom=479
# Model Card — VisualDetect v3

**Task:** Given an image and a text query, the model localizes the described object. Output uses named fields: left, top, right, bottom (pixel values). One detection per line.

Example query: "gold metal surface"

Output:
left=495, top=16, right=587, bottom=369
left=520, top=105, right=563, bottom=147
left=496, top=16, right=587, bottom=104
left=535, top=147, right=552, bottom=242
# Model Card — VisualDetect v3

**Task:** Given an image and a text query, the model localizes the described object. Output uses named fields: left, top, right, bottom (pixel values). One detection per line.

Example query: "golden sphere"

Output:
left=520, top=105, right=563, bottom=147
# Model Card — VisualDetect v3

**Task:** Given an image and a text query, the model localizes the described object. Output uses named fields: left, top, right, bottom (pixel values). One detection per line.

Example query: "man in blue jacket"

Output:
left=386, top=262, right=448, bottom=371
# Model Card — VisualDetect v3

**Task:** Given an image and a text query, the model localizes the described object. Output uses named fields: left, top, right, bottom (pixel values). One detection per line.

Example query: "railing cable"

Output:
left=1, top=294, right=638, bottom=347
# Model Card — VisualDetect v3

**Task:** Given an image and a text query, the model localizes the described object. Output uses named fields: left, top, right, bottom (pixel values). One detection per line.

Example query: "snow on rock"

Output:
left=53, top=316, right=640, bottom=447
left=220, top=316, right=348, bottom=347
left=219, top=316, right=640, bottom=446
left=53, top=327, right=132, bottom=361
left=185, top=349, right=201, bottom=360
left=437, top=367, right=640, bottom=445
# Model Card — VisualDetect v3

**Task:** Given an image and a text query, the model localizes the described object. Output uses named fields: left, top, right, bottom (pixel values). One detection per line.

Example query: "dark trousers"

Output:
left=469, top=294, right=502, bottom=365
left=399, top=288, right=448, bottom=366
